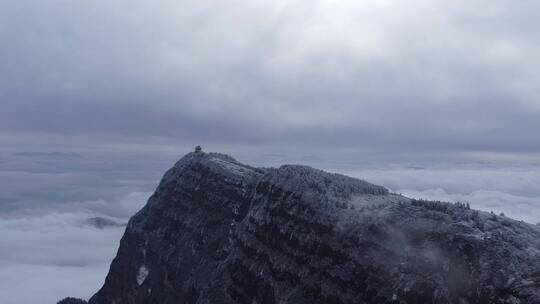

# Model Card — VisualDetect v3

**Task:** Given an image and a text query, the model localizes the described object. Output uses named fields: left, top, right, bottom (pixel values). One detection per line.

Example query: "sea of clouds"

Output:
left=0, top=192, right=150, bottom=304
left=1, top=149, right=539, bottom=304
left=346, top=166, right=540, bottom=224
left=0, top=151, right=163, bottom=304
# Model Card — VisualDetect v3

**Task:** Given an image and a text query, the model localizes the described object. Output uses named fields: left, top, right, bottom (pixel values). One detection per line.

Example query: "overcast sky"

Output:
left=2, top=0, right=540, bottom=156
left=2, top=2, right=540, bottom=303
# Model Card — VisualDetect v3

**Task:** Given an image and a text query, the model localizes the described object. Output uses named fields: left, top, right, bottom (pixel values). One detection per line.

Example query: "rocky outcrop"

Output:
left=57, top=298, right=87, bottom=304
left=79, top=150, right=540, bottom=304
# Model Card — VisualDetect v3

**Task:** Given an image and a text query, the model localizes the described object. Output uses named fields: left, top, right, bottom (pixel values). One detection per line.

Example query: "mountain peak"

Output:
left=170, top=150, right=263, bottom=181
left=63, top=152, right=540, bottom=304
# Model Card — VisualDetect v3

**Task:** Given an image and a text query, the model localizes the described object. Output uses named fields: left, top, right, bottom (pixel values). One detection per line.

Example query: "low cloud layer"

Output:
left=345, top=165, right=540, bottom=224
left=0, top=150, right=170, bottom=212
left=400, top=188, right=540, bottom=224
left=0, top=192, right=148, bottom=304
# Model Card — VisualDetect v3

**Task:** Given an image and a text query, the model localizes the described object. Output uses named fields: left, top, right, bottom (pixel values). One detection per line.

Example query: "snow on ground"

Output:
left=136, top=265, right=149, bottom=286
left=210, top=157, right=253, bottom=177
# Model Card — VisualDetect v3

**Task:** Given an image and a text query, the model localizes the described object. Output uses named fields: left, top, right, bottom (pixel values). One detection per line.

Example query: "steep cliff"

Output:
left=71, top=150, right=540, bottom=304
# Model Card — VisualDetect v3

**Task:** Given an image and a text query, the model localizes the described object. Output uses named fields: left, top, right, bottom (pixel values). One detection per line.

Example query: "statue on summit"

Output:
left=195, top=145, right=202, bottom=153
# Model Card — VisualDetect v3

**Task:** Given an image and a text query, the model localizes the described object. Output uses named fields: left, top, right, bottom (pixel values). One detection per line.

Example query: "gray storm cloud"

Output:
left=1, top=0, right=540, bottom=152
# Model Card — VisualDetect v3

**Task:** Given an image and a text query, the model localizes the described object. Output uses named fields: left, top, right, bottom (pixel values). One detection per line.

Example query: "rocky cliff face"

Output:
left=70, top=151, right=540, bottom=304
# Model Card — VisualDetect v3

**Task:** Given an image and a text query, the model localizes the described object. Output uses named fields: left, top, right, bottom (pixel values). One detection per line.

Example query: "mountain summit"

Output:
left=61, top=150, right=540, bottom=304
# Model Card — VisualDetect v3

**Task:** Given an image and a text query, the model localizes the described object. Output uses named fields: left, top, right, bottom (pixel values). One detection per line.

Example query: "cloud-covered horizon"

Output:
left=0, top=191, right=149, bottom=304
left=343, top=166, right=540, bottom=224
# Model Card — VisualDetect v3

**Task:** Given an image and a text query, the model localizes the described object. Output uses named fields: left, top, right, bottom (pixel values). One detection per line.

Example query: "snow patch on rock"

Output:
left=136, top=265, right=149, bottom=286
left=210, top=158, right=252, bottom=176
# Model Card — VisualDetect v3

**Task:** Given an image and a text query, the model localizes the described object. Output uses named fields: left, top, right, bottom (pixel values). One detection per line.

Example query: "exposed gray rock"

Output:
left=74, top=150, right=540, bottom=304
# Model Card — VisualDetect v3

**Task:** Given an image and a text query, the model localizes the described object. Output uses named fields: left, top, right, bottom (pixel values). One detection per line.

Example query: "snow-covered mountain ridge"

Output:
left=59, top=149, right=540, bottom=304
